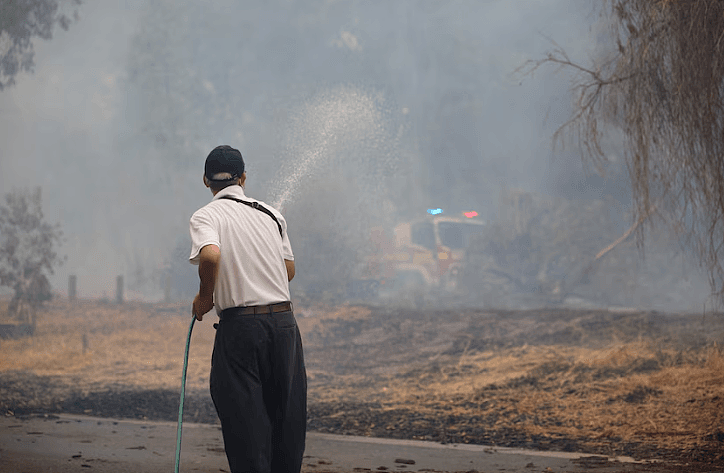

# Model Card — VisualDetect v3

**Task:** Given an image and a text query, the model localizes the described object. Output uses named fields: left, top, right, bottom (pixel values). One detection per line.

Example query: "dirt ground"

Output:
left=1, top=297, right=723, bottom=470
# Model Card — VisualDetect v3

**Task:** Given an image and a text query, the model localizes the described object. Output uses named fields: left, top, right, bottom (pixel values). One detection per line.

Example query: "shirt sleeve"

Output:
left=277, top=212, right=294, bottom=261
left=189, top=209, right=220, bottom=265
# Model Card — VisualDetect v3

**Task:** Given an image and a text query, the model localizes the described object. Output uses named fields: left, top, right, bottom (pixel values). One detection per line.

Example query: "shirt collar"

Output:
left=212, top=185, right=247, bottom=201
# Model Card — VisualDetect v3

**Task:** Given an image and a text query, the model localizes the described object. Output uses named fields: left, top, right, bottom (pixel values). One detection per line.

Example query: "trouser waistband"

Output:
left=219, top=301, right=293, bottom=319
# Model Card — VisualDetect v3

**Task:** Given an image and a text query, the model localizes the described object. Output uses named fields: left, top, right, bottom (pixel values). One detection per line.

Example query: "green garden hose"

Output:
left=174, top=314, right=196, bottom=473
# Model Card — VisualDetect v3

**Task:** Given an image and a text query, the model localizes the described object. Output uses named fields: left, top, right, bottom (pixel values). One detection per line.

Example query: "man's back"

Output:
left=189, top=185, right=294, bottom=311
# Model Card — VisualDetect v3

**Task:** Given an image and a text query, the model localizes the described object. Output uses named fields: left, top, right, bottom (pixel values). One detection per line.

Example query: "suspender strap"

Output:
left=217, top=195, right=283, bottom=238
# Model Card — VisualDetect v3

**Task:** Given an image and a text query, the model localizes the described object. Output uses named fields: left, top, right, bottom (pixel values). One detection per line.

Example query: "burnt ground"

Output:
left=1, top=299, right=723, bottom=471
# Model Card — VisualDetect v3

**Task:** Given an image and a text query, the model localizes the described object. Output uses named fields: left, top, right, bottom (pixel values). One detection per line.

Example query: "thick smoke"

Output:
left=0, top=0, right=710, bottom=310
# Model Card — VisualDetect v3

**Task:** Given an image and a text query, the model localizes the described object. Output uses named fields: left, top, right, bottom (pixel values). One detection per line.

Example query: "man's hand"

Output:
left=192, top=292, right=214, bottom=321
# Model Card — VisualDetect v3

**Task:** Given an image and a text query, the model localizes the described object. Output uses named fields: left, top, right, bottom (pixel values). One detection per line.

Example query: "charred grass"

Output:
left=1, top=299, right=723, bottom=468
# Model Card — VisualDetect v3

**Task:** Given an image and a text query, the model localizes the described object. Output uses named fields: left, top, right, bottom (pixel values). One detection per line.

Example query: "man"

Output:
left=189, top=145, right=306, bottom=473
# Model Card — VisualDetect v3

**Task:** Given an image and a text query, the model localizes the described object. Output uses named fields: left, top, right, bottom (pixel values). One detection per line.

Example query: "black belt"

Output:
left=219, top=301, right=293, bottom=319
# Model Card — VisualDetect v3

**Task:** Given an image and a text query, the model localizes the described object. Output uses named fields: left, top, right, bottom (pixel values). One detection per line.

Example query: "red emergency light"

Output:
left=464, top=211, right=478, bottom=218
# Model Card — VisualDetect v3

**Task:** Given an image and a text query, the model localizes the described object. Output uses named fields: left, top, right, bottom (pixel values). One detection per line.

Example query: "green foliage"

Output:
left=0, top=188, right=64, bottom=323
left=0, top=0, right=81, bottom=90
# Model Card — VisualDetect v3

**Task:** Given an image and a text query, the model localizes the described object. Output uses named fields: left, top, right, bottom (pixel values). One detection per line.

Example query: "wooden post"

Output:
left=116, top=275, right=124, bottom=304
left=68, top=275, right=77, bottom=301
left=164, top=275, right=171, bottom=303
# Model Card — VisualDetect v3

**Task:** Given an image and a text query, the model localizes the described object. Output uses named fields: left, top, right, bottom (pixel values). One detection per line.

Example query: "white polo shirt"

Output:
left=189, top=185, right=294, bottom=313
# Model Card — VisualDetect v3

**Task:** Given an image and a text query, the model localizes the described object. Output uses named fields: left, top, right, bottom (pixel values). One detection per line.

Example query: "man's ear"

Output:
left=203, top=175, right=210, bottom=188
left=239, top=172, right=246, bottom=187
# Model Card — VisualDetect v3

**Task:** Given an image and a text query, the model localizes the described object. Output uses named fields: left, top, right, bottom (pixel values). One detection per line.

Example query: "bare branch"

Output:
left=529, top=0, right=724, bottom=305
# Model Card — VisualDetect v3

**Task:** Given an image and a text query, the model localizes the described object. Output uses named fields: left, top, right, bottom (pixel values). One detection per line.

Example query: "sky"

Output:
left=0, top=0, right=709, bottom=309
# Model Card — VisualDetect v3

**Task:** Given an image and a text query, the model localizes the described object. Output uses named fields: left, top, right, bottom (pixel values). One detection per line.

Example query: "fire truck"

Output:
left=356, top=210, right=486, bottom=301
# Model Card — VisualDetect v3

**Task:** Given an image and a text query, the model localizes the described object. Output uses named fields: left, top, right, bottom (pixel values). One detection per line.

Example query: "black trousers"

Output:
left=210, top=308, right=307, bottom=473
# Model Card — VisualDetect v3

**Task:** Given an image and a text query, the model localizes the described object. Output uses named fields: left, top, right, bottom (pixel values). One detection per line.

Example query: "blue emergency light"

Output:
left=427, top=208, right=443, bottom=215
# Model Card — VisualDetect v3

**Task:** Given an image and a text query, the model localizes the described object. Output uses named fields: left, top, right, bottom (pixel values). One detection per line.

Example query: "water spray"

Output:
left=268, top=84, right=401, bottom=213
left=261, top=85, right=410, bottom=302
left=174, top=314, right=196, bottom=473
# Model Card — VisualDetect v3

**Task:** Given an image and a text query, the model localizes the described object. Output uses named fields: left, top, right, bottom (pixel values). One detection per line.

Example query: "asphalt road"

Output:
left=0, top=414, right=679, bottom=473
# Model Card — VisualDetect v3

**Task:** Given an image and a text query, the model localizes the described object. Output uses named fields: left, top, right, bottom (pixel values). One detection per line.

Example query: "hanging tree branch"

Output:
left=522, top=0, right=724, bottom=304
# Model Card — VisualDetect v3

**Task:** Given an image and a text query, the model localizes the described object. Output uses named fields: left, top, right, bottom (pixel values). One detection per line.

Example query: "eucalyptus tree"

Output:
left=0, top=0, right=81, bottom=90
left=0, top=188, right=65, bottom=324
left=527, top=0, right=724, bottom=302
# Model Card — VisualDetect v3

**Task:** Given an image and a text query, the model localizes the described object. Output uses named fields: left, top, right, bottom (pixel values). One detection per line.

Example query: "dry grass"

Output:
left=364, top=341, right=724, bottom=453
left=0, top=298, right=217, bottom=392
left=1, top=297, right=723, bottom=462
left=0, top=297, right=354, bottom=394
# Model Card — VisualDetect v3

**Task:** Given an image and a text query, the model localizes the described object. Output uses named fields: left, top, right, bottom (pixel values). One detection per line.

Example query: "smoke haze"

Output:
left=0, top=0, right=709, bottom=310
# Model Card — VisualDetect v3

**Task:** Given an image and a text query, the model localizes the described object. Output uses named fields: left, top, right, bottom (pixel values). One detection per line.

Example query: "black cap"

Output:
left=204, top=145, right=245, bottom=182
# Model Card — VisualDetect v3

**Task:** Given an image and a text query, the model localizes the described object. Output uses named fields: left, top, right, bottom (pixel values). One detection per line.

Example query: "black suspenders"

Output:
left=217, top=195, right=283, bottom=238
